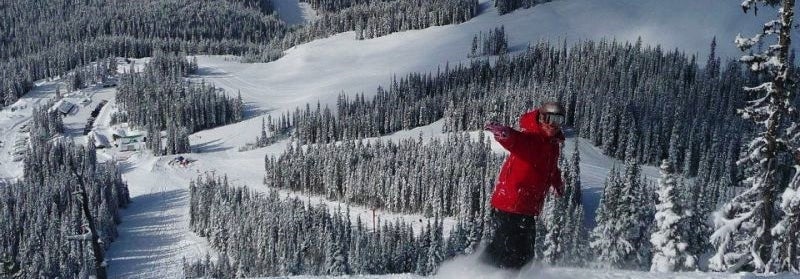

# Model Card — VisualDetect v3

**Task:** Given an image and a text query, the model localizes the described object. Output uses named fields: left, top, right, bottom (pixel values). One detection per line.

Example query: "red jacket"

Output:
left=490, top=110, right=564, bottom=216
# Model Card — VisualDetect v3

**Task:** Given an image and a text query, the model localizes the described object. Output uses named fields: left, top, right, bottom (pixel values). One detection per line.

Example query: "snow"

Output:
left=1, top=0, right=798, bottom=278
left=271, top=0, right=317, bottom=25
left=266, top=250, right=793, bottom=279
left=0, top=79, right=59, bottom=178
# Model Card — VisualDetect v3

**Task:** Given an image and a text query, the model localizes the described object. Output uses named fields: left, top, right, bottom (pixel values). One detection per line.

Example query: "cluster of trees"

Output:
left=1, top=105, right=130, bottom=278
left=63, top=57, right=120, bottom=92
left=300, top=0, right=375, bottom=12
left=0, top=0, right=287, bottom=110
left=590, top=157, right=656, bottom=269
left=264, top=133, right=502, bottom=217
left=29, top=105, right=65, bottom=143
left=185, top=175, right=479, bottom=277
left=588, top=153, right=707, bottom=271
left=494, top=0, right=552, bottom=14
left=240, top=116, right=290, bottom=151
left=116, top=51, right=242, bottom=155
left=469, top=26, right=509, bottom=57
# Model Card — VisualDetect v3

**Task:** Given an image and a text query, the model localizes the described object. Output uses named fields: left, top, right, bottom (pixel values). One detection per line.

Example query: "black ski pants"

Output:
left=481, top=209, right=536, bottom=269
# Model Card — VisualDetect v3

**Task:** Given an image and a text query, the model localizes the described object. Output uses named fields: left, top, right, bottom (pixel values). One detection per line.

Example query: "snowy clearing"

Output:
left=272, top=0, right=317, bottom=25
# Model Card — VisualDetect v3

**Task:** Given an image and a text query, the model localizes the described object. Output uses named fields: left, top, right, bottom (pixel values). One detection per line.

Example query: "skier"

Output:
left=481, top=102, right=566, bottom=269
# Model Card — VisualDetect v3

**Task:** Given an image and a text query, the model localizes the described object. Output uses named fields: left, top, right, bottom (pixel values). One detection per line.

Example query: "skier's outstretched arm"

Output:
left=484, top=122, right=545, bottom=158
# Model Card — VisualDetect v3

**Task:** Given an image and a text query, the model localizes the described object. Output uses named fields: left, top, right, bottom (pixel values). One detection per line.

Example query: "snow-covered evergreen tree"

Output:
left=543, top=142, right=588, bottom=266
left=591, top=153, right=653, bottom=270
left=772, top=160, right=800, bottom=271
left=542, top=190, right=566, bottom=265
left=650, top=160, right=697, bottom=272
left=711, top=0, right=796, bottom=273
left=590, top=167, right=632, bottom=268
left=564, top=142, right=589, bottom=266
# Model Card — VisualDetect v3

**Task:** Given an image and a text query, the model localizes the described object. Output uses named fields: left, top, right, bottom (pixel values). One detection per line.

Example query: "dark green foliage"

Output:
left=494, top=0, right=552, bottom=14
left=469, top=26, right=509, bottom=57
left=264, top=133, right=501, bottom=217
left=185, top=175, right=462, bottom=277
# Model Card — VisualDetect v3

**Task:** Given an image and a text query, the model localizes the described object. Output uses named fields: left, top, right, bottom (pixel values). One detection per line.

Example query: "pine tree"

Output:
left=542, top=192, right=565, bottom=265
left=622, top=156, right=654, bottom=270
left=711, top=0, right=796, bottom=272
left=563, top=141, right=589, bottom=266
left=650, top=160, right=697, bottom=272
left=590, top=168, right=631, bottom=268
left=772, top=156, right=800, bottom=272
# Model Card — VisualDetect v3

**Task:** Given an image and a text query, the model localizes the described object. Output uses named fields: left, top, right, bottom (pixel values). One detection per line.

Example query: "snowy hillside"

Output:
left=1, top=0, right=798, bottom=278
left=189, top=0, right=797, bottom=150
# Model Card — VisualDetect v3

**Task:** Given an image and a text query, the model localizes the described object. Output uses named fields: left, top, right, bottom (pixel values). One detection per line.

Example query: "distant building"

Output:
left=113, top=130, right=145, bottom=152
left=90, top=132, right=111, bottom=149
left=117, top=135, right=145, bottom=151
left=56, top=101, right=76, bottom=115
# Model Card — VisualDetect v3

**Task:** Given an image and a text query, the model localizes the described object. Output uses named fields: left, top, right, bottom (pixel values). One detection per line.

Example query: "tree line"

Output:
left=263, top=133, right=502, bottom=217
left=185, top=175, right=459, bottom=277
left=469, top=26, right=509, bottom=57
left=494, top=0, right=553, bottom=15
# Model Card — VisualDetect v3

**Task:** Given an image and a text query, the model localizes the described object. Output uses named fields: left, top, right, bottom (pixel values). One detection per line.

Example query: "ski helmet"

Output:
left=539, top=102, right=566, bottom=126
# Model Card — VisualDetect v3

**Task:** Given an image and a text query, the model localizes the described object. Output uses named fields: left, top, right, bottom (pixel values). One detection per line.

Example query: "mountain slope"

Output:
left=104, top=0, right=793, bottom=277
left=0, top=0, right=790, bottom=277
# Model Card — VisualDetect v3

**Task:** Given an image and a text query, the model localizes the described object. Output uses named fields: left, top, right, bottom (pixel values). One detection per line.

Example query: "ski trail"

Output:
left=106, top=157, right=213, bottom=278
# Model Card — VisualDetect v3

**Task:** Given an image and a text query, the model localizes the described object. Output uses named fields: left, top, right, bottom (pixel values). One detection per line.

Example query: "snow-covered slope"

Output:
left=191, top=0, right=794, bottom=150
left=1, top=0, right=792, bottom=278
left=0, top=80, right=56, bottom=178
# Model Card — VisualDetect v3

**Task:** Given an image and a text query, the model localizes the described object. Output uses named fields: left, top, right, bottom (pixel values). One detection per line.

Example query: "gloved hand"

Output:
left=484, top=122, right=510, bottom=140
left=542, top=124, right=565, bottom=144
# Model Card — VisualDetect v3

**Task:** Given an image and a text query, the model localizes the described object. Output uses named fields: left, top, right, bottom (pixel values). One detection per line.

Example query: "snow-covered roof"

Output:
left=93, top=133, right=111, bottom=147
left=56, top=101, right=75, bottom=115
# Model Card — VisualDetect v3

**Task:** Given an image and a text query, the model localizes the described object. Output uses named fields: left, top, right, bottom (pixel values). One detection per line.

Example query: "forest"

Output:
left=263, top=133, right=502, bottom=217
left=115, top=51, right=243, bottom=155
left=1, top=104, right=130, bottom=277
left=0, top=0, right=489, bottom=107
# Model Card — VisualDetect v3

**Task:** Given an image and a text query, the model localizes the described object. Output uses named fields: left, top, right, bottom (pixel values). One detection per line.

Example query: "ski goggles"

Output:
left=539, top=113, right=565, bottom=126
